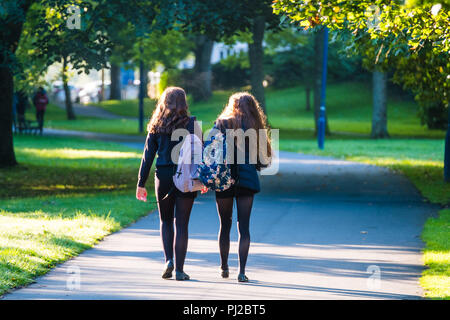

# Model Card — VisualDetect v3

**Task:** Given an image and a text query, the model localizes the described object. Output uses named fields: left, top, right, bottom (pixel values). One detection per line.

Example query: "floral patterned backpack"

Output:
left=197, top=125, right=235, bottom=192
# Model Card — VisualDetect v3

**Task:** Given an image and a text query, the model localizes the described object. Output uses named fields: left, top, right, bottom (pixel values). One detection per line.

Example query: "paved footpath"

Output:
left=2, top=150, right=437, bottom=300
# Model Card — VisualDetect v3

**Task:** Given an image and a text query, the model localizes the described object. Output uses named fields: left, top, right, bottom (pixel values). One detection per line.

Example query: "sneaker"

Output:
left=162, top=260, right=174, bottom=279
left=221, top=268, right=229, bottom=278
left=175, top=271, right=190, bottom=281
left=237, top=273, right=248, bottom=282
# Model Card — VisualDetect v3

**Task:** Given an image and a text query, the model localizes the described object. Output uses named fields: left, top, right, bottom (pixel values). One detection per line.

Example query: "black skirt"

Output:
left=154, top=165, right=197, bottom=201
left=215, top=185, right=256, bottom=199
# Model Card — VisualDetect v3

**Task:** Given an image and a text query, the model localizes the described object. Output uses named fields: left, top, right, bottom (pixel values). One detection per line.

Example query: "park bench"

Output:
left=12, top=115, right=41, bottom=135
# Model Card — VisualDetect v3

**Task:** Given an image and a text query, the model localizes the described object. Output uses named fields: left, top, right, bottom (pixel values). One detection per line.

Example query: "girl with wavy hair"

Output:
left=136, top=87, right=201, bottom=281
left=213, top=92, right=272, bottom=282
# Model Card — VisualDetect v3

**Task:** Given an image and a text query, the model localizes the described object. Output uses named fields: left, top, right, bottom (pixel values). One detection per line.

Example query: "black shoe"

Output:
left=221, top=268, right=229, bottom=278
left=162, top=260, right=174, bottom=279
left=175, top=271, right=190, bottom=281
left=237, top=273, right=248, bottom=282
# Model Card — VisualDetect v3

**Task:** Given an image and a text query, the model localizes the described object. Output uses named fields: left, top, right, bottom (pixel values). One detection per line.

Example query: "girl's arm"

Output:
left=137, top=133, right=158, bottom=188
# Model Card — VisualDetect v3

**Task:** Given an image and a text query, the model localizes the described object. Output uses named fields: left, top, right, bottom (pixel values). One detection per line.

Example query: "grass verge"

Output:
left=280, top=138, right=449, bottom=299
left=0, top=135, right=155, bottom=296
left=420, top=209, right=450, bottom=299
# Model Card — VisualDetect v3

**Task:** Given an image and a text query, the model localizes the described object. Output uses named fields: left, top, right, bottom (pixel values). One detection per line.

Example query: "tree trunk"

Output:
left=0, top=1, right=31, bottom=167
left=313, top=28, right=330, bottom=135
left=62, top=57, right=76, bottom=120
left=371, top=71, right=389, bottom=138
left=192, top=35, right=214, bottom=101
left=248, top=16, right=266, bottom=113
left=305, top=85, right=311, bottom=111
left=138, top=59, right=145, bottom=133
left=0, top=67, right=17, bottom=167
left=109, top=63, right=121, bottom=100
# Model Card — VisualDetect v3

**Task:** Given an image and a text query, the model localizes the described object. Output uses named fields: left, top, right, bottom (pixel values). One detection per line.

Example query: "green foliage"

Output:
left=134, top=30, right=193, bottom=70
left=273, top=0, right=450, bottom=129
left=264, top=30, right=368, bottom=88
left=212, top=51, right=250, bottom=89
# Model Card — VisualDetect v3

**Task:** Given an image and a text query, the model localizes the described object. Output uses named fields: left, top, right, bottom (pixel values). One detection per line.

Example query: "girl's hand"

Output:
left=200, top=186, right=209, bottom=194
left=136, top=187, right=147, bottom=202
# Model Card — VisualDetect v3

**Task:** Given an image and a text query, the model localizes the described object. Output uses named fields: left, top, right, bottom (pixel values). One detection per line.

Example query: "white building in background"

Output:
left=211, top=42, right=248, bottom=64
left=178, top=42, right=248, bottom=69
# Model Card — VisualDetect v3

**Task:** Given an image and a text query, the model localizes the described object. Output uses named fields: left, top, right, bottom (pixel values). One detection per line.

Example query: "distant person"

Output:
left=33, top=87, right=48, bottom=134
left=16, top=90, right=28, bottom=132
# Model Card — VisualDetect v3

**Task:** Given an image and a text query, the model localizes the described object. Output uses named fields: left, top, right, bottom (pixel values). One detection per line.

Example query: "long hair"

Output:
left=147, top=87, right=190, bottom=134
left=217, top=92, right=272, bottom=160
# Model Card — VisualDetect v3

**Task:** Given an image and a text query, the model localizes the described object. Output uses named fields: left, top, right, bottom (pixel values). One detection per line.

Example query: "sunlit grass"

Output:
left=420, top=209, right=450, bottom=299
left=20, top=147, right=141, bottom=160
left=0, top=135, right=155, bottom=295
left=89, top=82, right=446, bottom=139
left=0, top=191, right=153, bottom=296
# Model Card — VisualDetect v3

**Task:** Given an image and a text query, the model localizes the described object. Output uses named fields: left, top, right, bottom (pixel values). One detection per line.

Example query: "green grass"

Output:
left=25, top=103, right=145, bottom=136
left=31, top=82, right=446, bottom=140
left=421, top=209, right=450, bottom=299
left=0, top=135, right=155, bottom=295
left=91, top=98, right=156, bottom=118
left=265, top=83, right=445, bottom=139
left=93, top=82, right=445, bottom=139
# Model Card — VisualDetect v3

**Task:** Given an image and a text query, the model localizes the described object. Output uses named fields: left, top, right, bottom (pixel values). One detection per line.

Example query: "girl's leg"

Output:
left=157, top=199, right=175, bottom=263
left=155, top=173, right=176, bottom=263
left=174, top=197, right=195, bottom=272
left=215, top=197, right=234, bottom=271
left=236, top=195, right=254, bottom=275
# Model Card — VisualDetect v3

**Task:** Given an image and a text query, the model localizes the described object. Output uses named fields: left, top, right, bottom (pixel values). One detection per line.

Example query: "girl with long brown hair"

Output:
left=136, top=87, right=201, bottom=281
left=213, top=92, right=271, bottom=282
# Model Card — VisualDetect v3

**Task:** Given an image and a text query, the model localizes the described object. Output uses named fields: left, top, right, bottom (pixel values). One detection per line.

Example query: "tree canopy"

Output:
left=273, top=0, right=450, bottom=128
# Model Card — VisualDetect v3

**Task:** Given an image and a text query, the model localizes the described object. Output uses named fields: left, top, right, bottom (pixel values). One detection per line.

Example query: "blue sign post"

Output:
left=318, top=27, right=328, bottom=150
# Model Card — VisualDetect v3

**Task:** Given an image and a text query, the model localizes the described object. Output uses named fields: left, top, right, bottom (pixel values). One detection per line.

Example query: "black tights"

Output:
left=216, top=196, right=254, bottom=274
left=158, top=196, right=194, bottom=272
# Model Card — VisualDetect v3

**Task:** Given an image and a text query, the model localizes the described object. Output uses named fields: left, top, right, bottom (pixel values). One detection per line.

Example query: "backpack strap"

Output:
left=188, top=116, right=196, bottom=165
left=187, top=116, right=196, bottom=134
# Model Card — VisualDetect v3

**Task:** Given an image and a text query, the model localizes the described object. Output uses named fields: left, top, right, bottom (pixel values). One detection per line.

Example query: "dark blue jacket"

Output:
left=137, top=116, right=197, bottom=187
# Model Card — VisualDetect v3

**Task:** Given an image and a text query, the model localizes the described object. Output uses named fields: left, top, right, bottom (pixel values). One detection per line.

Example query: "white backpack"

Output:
left=173, top=121, right=204, bottom=193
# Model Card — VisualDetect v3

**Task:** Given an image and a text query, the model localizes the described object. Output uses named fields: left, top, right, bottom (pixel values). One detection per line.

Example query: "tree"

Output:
left=0, top=0, right=173, bottom=167
left=371, top=71, right=389, bottom=138
left=273, top=0, right=449, bottom=128
left=248, top=16, right=267, bottom=112
left=244, top=0, right=281, bottom=112
left=176, top=0, right=280, bottom=109
left=109, top=63, right=121, bottom=100
left=0, top=0, right=33, bottom=167
left=62, top=56, right=76, bottom=119
left=274, top=0, right=449, bottom=177
left=191, top=34, right=214, bottom=101
left=313, top=27, right=330, bottom=135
